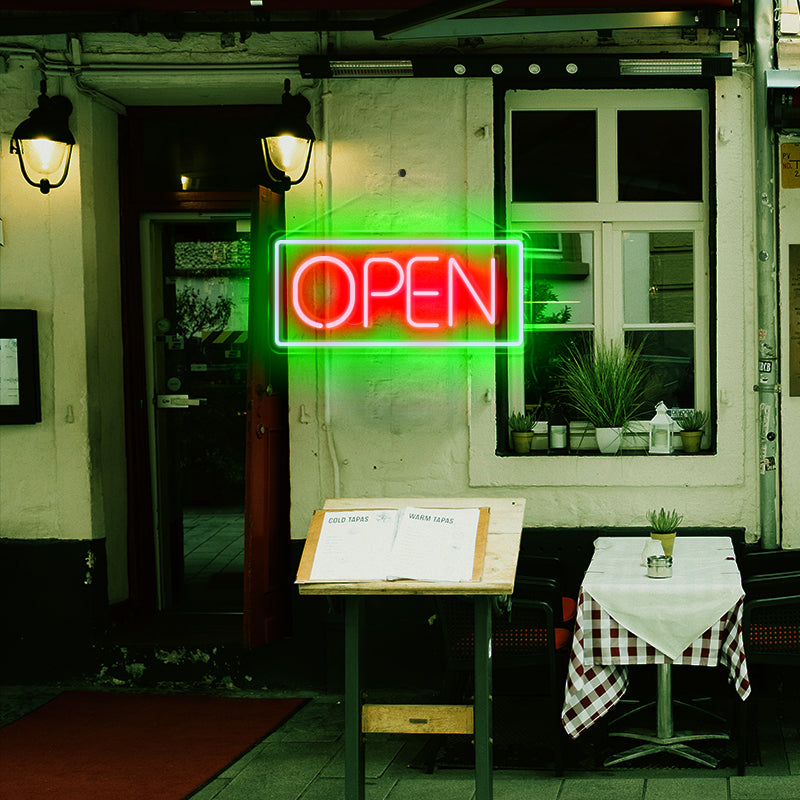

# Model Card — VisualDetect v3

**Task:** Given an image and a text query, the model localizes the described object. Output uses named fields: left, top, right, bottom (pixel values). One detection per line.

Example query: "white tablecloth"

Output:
left=582, top=536, right=744, bottom=660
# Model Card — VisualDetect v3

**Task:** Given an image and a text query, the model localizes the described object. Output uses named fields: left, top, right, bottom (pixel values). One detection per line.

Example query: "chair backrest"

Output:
left=516, top=555, right=563, bottom=584
left=742, top=574, right=800, bottom=665
left=743, top=572, right=800, bottom=599
left=738, top=549, right=800, bottom=581
left=435, top=581, right=563, bottom=672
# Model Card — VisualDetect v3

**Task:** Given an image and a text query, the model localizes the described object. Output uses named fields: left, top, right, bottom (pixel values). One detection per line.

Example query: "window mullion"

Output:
left=599, top=221, right=622, bottom=344
left=597, top=105, right=618, bottom=206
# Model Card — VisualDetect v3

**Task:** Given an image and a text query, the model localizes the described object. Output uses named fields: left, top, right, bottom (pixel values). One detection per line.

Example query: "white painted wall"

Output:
left=0, top=28, right=781, bottom=616
left=286, top=69, right=764, bottom=541
left=0, top=56, right=127, bottom=596
left=286, top=77, right=496, bottom=538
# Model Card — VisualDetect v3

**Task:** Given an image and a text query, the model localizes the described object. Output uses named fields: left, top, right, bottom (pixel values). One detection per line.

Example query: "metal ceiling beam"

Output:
left=299, top=53, right=733, bottom=79
left=378, top=10, right=714, bottom=39
left=372, top=0, right=507, bottom=39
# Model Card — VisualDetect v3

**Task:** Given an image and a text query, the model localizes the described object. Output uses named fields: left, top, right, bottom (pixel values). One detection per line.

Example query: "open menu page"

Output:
left=305, top=506, right=481, bottom=583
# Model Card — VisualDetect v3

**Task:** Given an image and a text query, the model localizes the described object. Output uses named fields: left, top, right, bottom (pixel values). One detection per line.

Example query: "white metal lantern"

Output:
left=648, top=400, right=673, bottom=454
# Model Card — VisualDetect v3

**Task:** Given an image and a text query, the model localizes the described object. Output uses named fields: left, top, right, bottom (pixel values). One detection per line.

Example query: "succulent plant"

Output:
left=508, top=411, right=536, bottom=432
left=679, top=409, right=708, bottom=432
left=646, top=507, right=684, bottom=532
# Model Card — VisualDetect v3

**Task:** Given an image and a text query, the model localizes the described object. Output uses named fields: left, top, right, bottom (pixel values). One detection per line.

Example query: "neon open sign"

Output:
left=273, top=238, right=524, bottom=347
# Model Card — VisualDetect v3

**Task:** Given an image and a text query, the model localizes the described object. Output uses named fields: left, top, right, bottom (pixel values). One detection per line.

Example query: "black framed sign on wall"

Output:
left=0, top=309, right=41, bottom=424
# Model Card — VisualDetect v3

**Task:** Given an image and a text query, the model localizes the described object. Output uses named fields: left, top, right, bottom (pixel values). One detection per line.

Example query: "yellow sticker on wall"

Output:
left=781, top=143, right=800, bottom=188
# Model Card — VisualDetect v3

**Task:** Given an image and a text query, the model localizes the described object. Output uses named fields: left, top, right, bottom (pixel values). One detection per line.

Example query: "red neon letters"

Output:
left=273, top=238, right=523, bottom=348
left=290, top=254, right=495, bottom=330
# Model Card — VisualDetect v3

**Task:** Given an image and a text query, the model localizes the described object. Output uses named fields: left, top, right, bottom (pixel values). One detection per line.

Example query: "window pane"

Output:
left=623, top=231, right=694, bottom=324
left=512, top=110, right=597, bottom=202
left=626, top=330, right=695, bottom=412
left=525, top=330, right=593, bottom=408
left=617, top=110, right=702, bottom=201
left=526, top=231, right=594, bottom=327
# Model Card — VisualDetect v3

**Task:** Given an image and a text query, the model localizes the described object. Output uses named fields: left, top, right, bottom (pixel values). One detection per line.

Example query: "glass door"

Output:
left=143, top=214, right=251, bottom=612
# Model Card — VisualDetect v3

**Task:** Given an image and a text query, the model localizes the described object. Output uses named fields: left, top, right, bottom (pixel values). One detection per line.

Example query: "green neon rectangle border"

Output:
left=273, top=237, right=524, bottom=348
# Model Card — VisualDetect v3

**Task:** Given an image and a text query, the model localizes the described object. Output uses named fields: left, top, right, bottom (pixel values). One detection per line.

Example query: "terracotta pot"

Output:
left=680, top=430, right=703, bottom=453
left=511, top=431, right=534, bottom=453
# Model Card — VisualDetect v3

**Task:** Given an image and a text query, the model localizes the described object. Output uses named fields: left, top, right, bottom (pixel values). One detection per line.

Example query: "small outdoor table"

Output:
left=562, top=535, right=751, bottom=767
left=297, top=497, right=525, bottom=800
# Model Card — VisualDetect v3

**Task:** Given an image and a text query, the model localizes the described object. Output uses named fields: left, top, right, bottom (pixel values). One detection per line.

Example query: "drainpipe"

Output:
left=754, top=0, right=780, bottom=549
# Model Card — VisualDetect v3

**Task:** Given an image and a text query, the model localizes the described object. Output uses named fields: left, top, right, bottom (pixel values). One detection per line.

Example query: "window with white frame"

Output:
left=505, top=88, right=710, bottom=451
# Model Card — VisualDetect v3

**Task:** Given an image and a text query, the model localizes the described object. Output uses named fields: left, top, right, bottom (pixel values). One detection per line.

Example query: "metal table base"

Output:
left=604, top=663, right=729, bottom=768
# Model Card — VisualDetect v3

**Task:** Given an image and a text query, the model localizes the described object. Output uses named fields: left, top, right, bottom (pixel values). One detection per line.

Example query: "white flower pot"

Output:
left=594, top=426, right=622, bottom=454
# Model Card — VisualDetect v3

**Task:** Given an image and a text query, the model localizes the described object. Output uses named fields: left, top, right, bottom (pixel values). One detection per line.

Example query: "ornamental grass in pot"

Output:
left=559, top=340, right=648, bottom=454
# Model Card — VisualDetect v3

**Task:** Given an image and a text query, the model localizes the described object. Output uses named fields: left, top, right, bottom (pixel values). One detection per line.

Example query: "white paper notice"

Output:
left=0, top=338, right=20, bottom=406
left=387, top=506, right=480, bottom=582
left=309, top=509, right=399, bottom=582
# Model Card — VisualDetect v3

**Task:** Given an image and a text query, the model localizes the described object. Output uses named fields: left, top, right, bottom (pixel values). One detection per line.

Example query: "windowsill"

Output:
left=469, top=439, right=738, bottom=488
left=498, top=449, right=716, bottom=457
left=507, top=422, right=712, bottom=456
left=466, top=351, right=735, bottom=488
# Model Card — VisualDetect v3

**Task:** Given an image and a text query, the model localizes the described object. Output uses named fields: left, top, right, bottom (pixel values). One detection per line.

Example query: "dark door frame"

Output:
left=117, top=107, right=290, bottom=645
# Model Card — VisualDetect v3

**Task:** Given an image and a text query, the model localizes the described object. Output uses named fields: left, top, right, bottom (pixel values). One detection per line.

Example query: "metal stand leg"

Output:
left=605, top=663, right=728, bottom=768
left=657, top=662, right=673, bottom=739
left=474, top=596, right=493, bottom=800
left=344, top=596, right=365, bottom=800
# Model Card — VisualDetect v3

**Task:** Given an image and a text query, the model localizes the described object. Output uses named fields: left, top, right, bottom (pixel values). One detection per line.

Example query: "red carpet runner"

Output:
left=0, top=690, right=306, bottom=800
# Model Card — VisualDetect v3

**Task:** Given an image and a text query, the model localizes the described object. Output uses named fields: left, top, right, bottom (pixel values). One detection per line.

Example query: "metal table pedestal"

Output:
left=605, top=663, right=729, bottom=767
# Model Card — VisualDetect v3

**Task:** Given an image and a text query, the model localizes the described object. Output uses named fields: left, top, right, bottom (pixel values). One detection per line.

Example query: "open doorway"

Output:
left=119, top=105, right=291, bottom=644
left=141, top=213, right=251, bottom=613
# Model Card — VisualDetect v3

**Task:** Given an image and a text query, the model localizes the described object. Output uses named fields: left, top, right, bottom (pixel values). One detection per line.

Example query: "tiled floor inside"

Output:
left=182, top=507, right=244, bottom=612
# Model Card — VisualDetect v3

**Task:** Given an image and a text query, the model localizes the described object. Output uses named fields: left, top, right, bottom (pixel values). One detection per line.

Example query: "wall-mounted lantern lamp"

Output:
left=10, top=83, right=75, bottom=194
left=261, top=79, right=315, bottom=191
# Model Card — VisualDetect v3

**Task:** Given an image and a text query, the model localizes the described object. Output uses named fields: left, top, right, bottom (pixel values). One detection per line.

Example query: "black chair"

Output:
left=737, top=548, right=800, bottom=581
left=739, top=570, right=800, bottom=772
left=431, top=576, right=573, bottom=775
left=516, top=554, right=577, bottom=627
left=742, top=571, right=800, bottom=662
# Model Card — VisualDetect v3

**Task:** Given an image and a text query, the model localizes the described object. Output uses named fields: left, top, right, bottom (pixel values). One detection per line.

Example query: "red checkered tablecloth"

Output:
left=561, top=589, right=751, bottom=739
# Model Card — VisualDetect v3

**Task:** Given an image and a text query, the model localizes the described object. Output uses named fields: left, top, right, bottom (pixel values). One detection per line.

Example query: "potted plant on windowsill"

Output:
left=509, top=411, right=537, bottom=454
left=678, top=409, right=708, bottom=454
left=559, top=340, right=647, bottom=454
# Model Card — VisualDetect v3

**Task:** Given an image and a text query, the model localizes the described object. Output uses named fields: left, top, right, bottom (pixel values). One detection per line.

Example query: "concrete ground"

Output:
left=2, top=674, right=798, bottom=800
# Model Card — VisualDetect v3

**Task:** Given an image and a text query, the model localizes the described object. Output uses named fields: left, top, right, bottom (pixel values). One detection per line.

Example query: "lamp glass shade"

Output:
left=19, top=137, right=69, bottom=176
left=264, top=134, right=312, bottom=179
